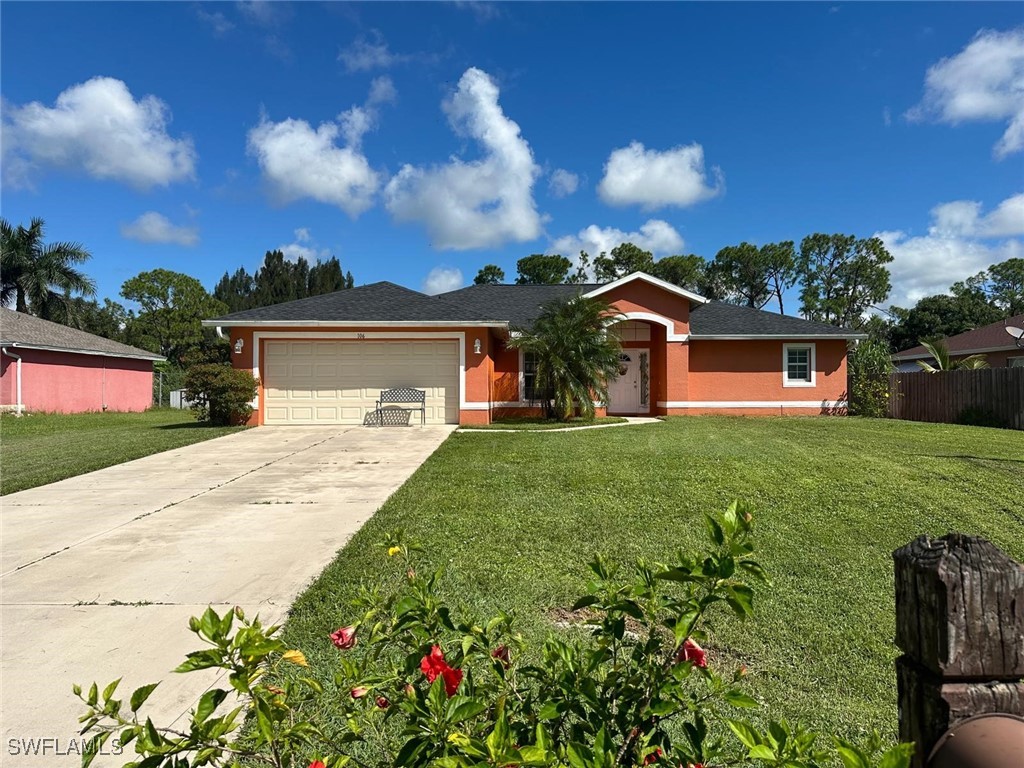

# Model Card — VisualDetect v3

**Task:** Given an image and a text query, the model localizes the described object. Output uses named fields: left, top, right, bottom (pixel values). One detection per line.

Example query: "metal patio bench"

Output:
left=375, top=387, right=426, bottom=426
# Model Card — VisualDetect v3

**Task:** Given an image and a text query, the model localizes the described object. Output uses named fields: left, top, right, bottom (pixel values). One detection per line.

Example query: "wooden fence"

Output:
left=887, top=368, right=1024, bottom=430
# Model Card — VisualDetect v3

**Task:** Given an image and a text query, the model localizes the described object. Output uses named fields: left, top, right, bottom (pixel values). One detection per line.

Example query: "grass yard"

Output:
left=0, top=408, right=245, bottom=494
left=461, top=415, right=628, bottom=430
left=280, top=416, right=1022, bottom=745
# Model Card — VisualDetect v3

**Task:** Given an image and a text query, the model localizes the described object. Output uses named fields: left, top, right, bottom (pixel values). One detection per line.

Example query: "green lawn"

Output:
left=461, top=415, right=628, bottom=430
left=280, top=416, right=1022, bottom=744
left=0, top=408, right=245, bottom=494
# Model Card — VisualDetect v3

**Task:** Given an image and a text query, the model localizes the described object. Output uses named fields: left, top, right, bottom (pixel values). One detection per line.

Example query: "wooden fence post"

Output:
left=893, top=533, right=1024, bottom=767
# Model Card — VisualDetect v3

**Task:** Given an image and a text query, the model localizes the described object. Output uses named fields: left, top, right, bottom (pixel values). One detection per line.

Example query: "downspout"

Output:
left=2, top=346, right=24, bottom=416
left=215, top=326, right=226, bottom=339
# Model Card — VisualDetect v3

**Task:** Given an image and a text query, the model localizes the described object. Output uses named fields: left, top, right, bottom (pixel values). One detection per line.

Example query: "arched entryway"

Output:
left=607, top=319, right=663, bottom=415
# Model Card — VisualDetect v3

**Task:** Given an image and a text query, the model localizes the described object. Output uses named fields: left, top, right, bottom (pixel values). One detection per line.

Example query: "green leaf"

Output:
left=726, top=584, right=755, bottom=619
left=536, top=701, right=562, bottom=720
left=427, top=675, right=447, bottom=714
left=72, top=683, right=82, bottom=697
left=130, top=683, right=159, bottom=712
left=836, top=744, right=870, bottom=768
left=747, top=744, right=777, bottom=761
left=144, top=718, right=162, bottom=749
left=199, top=607, right=221, bottom=641
left=724, top=690, right=759, bottom=708
left=878, top=744, right=915, bottom=768
left=194, top=688, right=227, bottom=724
left=81, top=732, right=110, bottom=768
left=174, top=649, right=223, bottom=673
left=566, top=742, right=593, bottom=768
left=728, top=720, right=761, bottom=750
left=87, top=683, right=98, bottom=707
left=394, top=736, right=426, bottom=767
left=447, top=697, right=486, bottom=724
left=703, top=513, right=725, bottom=546
left=572, top=594, right=600, bottom=611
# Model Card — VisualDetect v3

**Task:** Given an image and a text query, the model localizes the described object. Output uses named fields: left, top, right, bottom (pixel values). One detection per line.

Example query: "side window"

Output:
left=523, top=351, right=539, bottom=400
left=783, top=344, right=815, bottom=386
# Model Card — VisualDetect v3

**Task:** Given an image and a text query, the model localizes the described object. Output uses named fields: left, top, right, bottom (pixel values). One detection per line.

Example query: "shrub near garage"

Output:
left=183, top=363, right=258, bottom=426
left=75, top=503, right=913, bottom=768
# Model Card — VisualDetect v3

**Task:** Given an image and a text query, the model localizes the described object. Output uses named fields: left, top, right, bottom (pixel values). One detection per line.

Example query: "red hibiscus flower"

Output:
left=350, top=686, right=369, bottom=699
left=309, top=762, right=326, bottom=768
left=675, top=638, right=707, bottom=668
left=420, top=645, right=463, bottom=696
left=375, top=695, right=390, bottom=709
left=330, top=626, right=357, bottom=650
left=643, top=748, right=662, bottom=765
left=491, top=644, right=511, bottom=667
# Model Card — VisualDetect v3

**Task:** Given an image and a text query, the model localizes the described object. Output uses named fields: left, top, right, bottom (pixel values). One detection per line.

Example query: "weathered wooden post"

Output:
left=893, top=533, right=1024, bottom=767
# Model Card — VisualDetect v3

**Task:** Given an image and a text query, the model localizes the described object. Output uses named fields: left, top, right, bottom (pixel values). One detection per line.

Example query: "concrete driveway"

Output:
left=0, top=425, right=454, bottom=765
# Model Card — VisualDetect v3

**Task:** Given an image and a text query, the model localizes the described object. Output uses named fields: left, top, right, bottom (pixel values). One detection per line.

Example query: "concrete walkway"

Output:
left=0, top=425, right=454, bottom=765
left=458, top=416, right=662, bottom=433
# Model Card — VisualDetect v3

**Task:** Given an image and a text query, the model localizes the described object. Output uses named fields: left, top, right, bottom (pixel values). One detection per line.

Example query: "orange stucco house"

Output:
left=204, top=272, right=865, bottom=426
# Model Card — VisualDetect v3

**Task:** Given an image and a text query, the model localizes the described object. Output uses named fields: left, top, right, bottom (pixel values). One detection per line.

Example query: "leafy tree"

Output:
left=308, top=256, right=348, bottom=295
left=254, top=250, right=309, bottom=307
left=797, top=234, right=892, bottom=327
left=62, top=297, right=132, bottom=341
left=213, top=267, right=256, bottom=313
left=649, top=254, right=706, bottom=291
left=507, top=295, right=621, bottom=421
left=515, top=254, right=572, bottom=285
left=566, top=250, right=593, bottom=284
left=0, top=217, right=96, bottom=320
left=889, top=293, right=1003, bottom=353
left=593, top=242, right=655, bottom=282
left=915, top=339, right=988, bottom=372
left=121, top=269, right=228, bottom=364
left=474, top=264, right=506, bottom=285
left=183, top=363, right=258, bottom=425
left=989, top=258, right=1024, bottom=315
left=712, top=241, right=796, bottom=312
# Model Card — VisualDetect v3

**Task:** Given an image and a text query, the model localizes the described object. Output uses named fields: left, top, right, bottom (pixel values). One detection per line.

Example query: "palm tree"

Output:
left=915, top=339, right=989, bottom=372
left=1, top=217, right=96, bottom=320
left=507, top=295, right=623, bottom=421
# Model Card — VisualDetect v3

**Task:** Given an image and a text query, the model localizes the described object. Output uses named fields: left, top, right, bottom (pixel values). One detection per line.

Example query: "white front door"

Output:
left=608, top=353, right=639, bottom=414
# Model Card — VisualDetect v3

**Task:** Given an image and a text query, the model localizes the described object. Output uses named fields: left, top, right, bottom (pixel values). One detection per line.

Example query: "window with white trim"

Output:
left=522, top=351, right=553, bottom=401
left=782, top=343, right=816, bottom=387
left=1009, top=356, right=1024, bottom=368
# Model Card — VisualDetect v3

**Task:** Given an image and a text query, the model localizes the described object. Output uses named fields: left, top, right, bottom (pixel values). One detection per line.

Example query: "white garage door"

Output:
left=263, top=340, right=459, bottom=425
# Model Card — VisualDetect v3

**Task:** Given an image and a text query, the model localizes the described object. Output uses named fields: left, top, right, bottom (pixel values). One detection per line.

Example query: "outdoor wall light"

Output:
left=234, top=338, right=244, bottom=354
left=474, top=338, right=482, bottom=355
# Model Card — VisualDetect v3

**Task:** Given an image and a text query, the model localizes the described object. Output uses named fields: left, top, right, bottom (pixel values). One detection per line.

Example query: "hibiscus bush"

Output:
left=75, top=502, right=913, bottom=768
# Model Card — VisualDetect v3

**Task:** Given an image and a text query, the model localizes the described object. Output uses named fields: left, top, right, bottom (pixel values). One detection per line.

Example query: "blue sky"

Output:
left=2, top=1, right=1022, bottom=312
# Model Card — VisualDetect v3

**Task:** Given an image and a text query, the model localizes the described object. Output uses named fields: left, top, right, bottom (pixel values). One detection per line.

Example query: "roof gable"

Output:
left=583, top=271, right=710, bottom=304
left=0, top=308, right=164, bottom=360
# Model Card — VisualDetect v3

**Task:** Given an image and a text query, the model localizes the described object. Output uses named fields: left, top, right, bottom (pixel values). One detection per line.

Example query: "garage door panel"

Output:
left=263, top=340, right=459, bottom=425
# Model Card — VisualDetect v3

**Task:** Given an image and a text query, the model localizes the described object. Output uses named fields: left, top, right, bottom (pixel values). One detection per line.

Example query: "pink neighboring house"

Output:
left=0, top=308, right=164, bottom=414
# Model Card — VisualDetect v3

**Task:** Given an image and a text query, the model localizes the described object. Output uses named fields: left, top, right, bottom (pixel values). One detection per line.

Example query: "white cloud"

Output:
left=339, top=30, right=409, bottom=72
left=906, top=27, right=1024, bottom=159
left=877, top=191, right=1024, bottom=307
left=931, top=193, right=1024, bottom=238
left=247, top=79, right=394, bottom=217
left=120, top=212, right=199, bottom=246
left=197, top=8, right=234, bottom=36
left=597, top=141, right=723, bottom=210
left=549, top=220, right=685, bottom=268
left=548, top=168, right=579, bottom=198
left=277, top=228, right=330, bottom=262
left=384, top=67, right=544, bottom=250
left=2, top=76, right=196, bottom=190
left=422, top=266, right=464, bottom=295
left=236, top=0, right=279, bottom=26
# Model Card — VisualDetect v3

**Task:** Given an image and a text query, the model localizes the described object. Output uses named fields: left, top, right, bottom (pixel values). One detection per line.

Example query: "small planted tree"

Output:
left=847, top=340, right=893, bottom=418
left=183, top=363, right=258, bottom=425
left=507, top=296, right=622, bottom=421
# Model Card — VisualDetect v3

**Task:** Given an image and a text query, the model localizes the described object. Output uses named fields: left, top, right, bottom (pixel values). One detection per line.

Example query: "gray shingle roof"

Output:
left=688, top=302, right=864, bottom=338
left=0, top=308, right=164, bottom=360
left=206, top=281, right=508, bottom=324
left=205, top=279, right=862, bottom=338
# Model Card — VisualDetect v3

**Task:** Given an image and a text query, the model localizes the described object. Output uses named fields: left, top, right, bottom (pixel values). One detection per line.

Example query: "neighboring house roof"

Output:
left=0, top=307, right=164, bottom=361
left=891, top=314, right=1024, bottom=360
left=204, top=274, right=864, bottom=339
